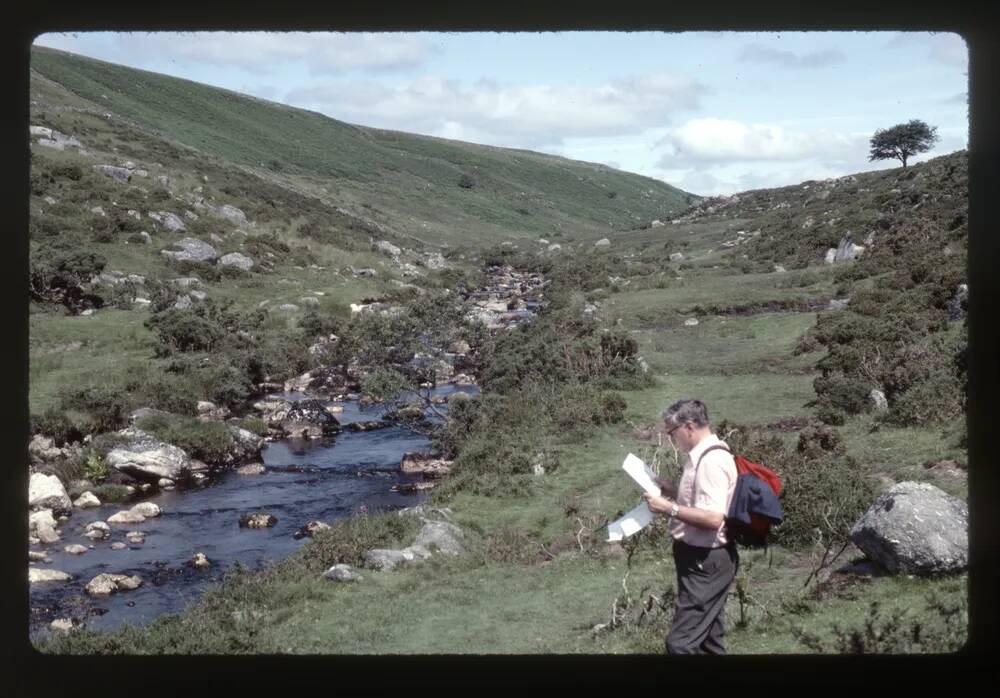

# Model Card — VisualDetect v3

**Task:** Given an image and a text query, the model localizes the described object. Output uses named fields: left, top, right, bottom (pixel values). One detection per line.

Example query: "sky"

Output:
left=34, top=31, right=968, bottom=197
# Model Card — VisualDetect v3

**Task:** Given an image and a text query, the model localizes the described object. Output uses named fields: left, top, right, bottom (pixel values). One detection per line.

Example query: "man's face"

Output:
left=664, top=420, right=694, bottom=452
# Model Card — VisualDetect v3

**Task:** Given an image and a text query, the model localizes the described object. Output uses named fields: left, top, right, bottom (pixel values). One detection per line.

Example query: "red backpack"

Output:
left=697, top=445, right=784, bottom=547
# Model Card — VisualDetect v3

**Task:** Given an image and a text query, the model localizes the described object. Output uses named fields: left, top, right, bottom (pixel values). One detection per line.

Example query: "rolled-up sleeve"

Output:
left=693, top=452, right=736, bottom=515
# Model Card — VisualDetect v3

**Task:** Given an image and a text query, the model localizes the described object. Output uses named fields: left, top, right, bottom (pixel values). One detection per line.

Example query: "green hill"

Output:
left=30, top=45, right=694, bottom=248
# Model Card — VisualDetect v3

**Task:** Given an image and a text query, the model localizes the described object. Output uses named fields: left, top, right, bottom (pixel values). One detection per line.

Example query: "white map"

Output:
left=606, top=453, right=662, bottom=542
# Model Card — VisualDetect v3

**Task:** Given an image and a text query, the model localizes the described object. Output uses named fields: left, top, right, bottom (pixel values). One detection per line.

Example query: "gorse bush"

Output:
left=717, top=420, right=876, bottom=551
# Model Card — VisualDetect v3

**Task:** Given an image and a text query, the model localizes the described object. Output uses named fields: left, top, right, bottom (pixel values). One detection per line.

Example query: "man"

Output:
left=642, top=398, right=738, bottom=655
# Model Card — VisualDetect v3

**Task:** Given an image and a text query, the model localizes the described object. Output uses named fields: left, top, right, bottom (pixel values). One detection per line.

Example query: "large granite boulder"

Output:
left=104, top=427, right=191, bottom=484
left=362, top=548, right=423, bottom=572
left=253, top=398, right=294, bottom=426
left=160, top=238, right=218, bottom=264
left=29, top=509, right=58, bottom=533
left=323, top=564, right=363, bottom=583
left=219, top=252, right=254, bottom=270
left=412, top=520, right=465, bottom=556
left=216, top=204, right=248, bottom=226
left=149, top=211, right=186, bottom=232
left=85, top=573, right=142, bottom=596
left=280, top=399, right=341, bottom=438
left=225, top=426, right=265, bottom=465
left=849, top=482, right=968, bottom=575
left=29, top=473, right=72, bottom=512
left=376, top=240, right=401, bottom=257
left=93, top=165, right=131, bottom=183
left=29, top=435, right=64, bottom=466
left=833, top=232, right=865, bottom=262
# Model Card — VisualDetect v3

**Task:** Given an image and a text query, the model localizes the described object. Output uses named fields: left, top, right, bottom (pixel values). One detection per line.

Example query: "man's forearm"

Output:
left=673, top=503, right=725, bottom=531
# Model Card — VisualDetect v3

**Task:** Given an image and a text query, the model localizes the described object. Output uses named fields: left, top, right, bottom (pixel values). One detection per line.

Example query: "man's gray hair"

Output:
left=662, top=399, right=709, bottom=429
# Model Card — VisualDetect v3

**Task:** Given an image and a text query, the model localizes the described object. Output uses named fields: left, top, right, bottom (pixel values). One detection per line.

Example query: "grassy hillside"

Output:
left=30, top=45, right=694, bottom=248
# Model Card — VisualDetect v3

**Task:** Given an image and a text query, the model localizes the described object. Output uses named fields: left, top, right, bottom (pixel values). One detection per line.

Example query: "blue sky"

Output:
left=34, top=31, right=968, bottom=196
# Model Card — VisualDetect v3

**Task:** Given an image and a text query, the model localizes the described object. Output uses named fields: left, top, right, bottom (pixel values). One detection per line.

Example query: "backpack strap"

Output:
left=695, top=444, right=732, bottom=469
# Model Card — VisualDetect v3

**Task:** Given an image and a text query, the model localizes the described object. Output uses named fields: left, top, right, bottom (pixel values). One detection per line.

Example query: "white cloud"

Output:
left=887, top=32, right=967, bottom=68
left=285, top=73, right=707, bottom=149
left=38, top=32, right=435, bottom=75
left=737, top=43, right=846, bottom=69
left=656, top=118, right=869, bottom=166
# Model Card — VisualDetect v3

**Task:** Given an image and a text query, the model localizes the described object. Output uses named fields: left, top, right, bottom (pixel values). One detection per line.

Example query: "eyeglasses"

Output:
left=665, top=423, right=686, bottom=438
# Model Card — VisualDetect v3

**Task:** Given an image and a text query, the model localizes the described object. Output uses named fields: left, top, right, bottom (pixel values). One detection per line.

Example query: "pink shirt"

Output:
left=669, top=433, right=737, bottom=548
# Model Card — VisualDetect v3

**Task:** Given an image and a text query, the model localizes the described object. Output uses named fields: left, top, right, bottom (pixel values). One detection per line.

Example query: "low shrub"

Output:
left=717, top=421, right=876, bottom=550
left=135, top=414, right=236, bottom=465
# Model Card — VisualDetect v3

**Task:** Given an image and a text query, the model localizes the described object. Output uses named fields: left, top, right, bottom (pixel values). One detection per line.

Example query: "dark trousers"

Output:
left=666, top=539, right=739, bottom=655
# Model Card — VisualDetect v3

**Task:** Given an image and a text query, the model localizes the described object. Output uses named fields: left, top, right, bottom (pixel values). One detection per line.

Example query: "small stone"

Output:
left=125, top=531, right=146, bottom=544
left=236, top=463, right=266, bottom=476
left=189, top=553, right=211, bottom=568
left=74, top=492, right=101, bottom=508
left=111, top=542, right=127, bottom=550
left=64, top=544, right=88, bottom=555
left=684, top=318, right=699, bottom=326
left=50, top=618, right=76, bottom=633
left=130, top=502, right=161, bottom=518
left=29, top=568, right=73, bottom=584
left=108, top=510, right=146, bottom=525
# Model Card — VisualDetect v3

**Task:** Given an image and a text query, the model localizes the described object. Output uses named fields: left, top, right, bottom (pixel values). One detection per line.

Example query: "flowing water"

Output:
left=28, top=384, right=479, bottom=638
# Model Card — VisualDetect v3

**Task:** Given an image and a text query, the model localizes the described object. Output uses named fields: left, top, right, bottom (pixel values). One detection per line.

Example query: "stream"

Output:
left=28, top=384, right=478, bottom=638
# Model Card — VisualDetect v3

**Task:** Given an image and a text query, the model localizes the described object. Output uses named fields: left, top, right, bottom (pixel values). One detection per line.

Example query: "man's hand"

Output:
left=643, top=492, right=674, bottom=515
left=653, top=475, right=677, bottom=498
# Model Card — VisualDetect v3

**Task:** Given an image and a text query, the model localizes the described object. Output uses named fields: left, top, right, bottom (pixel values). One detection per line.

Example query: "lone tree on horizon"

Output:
left=868, top=119, right=940, bottom=168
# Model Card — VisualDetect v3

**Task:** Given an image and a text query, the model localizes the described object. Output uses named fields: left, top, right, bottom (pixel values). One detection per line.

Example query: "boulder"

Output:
left=594, top=238, right=611, bottom=247
left=172, top=277, right=201, bottom=288
left=85, top=573, right=143, bottom=596
left=128, top=407, right=174, bottom=425
left=236, top=463, right=266, bottom=476
left=30, top=125, right=53, bottom=137
left=28, top=551, right=48, bottom=562
left=293, top=520, right=331, bottom=540
left=156, top=175, right=172, bottom=188
left=105, top=428, right=190, bottom=483
left=219, top=252, right=254, bottom=270
left=869, top=389, right=889, bottom=411
left=125, top=531, right=146, bottom=544
left=946, top=283, right=968, bottom=322
left=108, top=510, right=146, bottom=525
left=833, top=233, right=865, bottom=262
left=349, top=267, right=378, bottom=278
left=651, top=220, right=665, bottom=228
left=29, top=568, right=73, bottom=584
left=29, top=434, right=63, bottom=465
left=280, top=399, right=341, bottom=438
left=154, top=211, right=186, bottom=232
left=362, top=548, right=421, bottom=571
left=93, top=165, right=132, bottom=183
left=684, top=318, right=699, bottom=327
left=254, top=398, right=294, bottom=426
left=239, top=512, right=277, bottom=529
left=828, top=298, right=850, bottom=311
left=412, top=520, right=465, bottom=556
left=158, top=478, right=175, bottom=489
left=189, top=553, right=211, bottom=569
left=323, top=564, right=363, bottom=582
left=278, top=304, right=299, bottom=312
left=84, top=522, right=111, bottom=540
left=160, top=238, right=218, bottom=264
left=111, top=542, right=127, bottom=550
left=36, top=523, right=61, bottom=544
left=669, top=253, right=684, bottom=262
left=50, top=618, right=77, bottom=634
left=225, top=426, right=265, bottom=465
left=73, top=491, right=101, bottom=509
left=29, top=509, right=58, bottom=533
left=376, top=240, right=402, bottom=257
left=824, top=248, right=837, bottom=264
left=29, top=473, right=72, bottom=511
left=216, top=204, right=248, bottom=226
left=400, top=452, right=453, bottom=477
left=425, top=253, right=447, bottom=270
left=130, top=502, right=161, bottom=518
left=548, top=244, right=562, bottom=252
left=64, top=544, right=89, bottom=555
left=849, top=482, right=968, bottom=575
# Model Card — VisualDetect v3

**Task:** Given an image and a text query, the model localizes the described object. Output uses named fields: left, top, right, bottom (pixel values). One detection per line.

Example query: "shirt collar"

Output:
left=687, top=432, right=721, bottom=468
